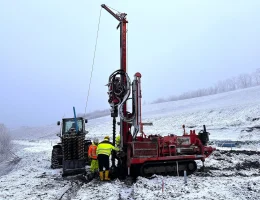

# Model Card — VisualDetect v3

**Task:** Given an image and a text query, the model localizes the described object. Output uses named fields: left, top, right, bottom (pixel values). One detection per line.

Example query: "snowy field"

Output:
left=1, top=86, right=260, bottom=199
left=0, top=140, right=259, bottom=200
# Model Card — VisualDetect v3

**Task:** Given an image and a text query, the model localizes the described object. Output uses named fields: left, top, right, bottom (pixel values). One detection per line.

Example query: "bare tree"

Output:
left=237, top=74, right=252, bottom=89
left=207, top=86, right=217, bottom=95
left=253, top=68, right=260, bottom=86
left=224, top=78, right=237, bottom=91
left=216, top=81, right=226, bottom=93
left=0, top=124, right=12, bottom=161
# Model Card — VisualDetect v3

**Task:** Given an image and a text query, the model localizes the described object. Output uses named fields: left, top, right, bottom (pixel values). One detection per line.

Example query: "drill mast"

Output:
left=101, top=4, right=129, bottom=146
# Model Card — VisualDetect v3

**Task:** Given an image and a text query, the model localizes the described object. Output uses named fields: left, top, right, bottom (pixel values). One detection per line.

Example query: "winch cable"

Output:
left=84, top=7, right=102, bottom=117
left=107, top=5, right=121, bottom=14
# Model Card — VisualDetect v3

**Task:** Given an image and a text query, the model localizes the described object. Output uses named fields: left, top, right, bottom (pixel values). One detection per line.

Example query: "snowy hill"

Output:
left=1, top=86, right=260, bottom=199
left=140, top=85, right=260, bottom=141
left=9, top=124, right=60, bottom=140
left=10, top=85, right=260, bottom=141
left=74, top=85, right=260, bottom=142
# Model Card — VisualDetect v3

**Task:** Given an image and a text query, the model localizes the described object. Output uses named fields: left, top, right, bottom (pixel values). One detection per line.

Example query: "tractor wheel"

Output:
left=51, top=147, right=62, bottom=169
left=84, top=140, right=92, bottom=165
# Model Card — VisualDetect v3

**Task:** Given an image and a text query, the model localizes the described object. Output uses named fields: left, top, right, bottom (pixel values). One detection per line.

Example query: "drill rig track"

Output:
left=139, top=160, right=197, bottom=177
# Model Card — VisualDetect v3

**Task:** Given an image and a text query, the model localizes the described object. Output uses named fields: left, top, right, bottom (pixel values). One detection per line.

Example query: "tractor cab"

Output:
left=57, top=117, right=88, bottom=137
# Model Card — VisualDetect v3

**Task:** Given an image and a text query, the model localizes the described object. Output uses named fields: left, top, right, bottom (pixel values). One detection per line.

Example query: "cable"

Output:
left=84, top=8, right=102, bottom=116
left=107, top=5, right=121, bottom=14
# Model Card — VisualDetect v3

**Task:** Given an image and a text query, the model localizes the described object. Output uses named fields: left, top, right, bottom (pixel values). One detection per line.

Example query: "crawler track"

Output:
left=139, top=160, right=197, bottom=177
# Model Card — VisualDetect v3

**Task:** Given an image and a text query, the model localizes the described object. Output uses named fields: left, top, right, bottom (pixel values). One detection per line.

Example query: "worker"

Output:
left=88, top=138, right=99, bottom=174
left=115, top=134, right=121, bottom=148
left=68, top=122, right=76, bottom=133
left=97, top=136, right=119, bottom=181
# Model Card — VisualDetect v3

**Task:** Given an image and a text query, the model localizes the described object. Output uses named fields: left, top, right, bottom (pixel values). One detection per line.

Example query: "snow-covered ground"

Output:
left=0, top=140, right=259, bottom=200
left=1, top=86, right=260, bottom=199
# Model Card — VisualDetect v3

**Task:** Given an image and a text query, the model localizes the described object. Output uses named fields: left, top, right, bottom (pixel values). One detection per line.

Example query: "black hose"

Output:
left=111, top=117, right=116, bottom=167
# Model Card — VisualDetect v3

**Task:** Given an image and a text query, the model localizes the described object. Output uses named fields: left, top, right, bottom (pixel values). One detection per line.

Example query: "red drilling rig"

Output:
left=101, top=4, right=215, bottom=179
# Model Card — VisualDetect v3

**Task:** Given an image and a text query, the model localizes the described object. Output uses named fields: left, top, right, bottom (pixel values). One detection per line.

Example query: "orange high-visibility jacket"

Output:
left=88, top=144, right=97, bottom=159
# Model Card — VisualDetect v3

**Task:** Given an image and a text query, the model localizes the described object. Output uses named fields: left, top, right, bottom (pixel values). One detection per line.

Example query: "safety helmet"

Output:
left=104, top=136, right=110, bottom=140
left=93, top=137, right=99, bottom=145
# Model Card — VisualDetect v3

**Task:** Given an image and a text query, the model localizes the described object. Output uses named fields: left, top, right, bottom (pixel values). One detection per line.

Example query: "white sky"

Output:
left=0, top=0, right=259, bottom=127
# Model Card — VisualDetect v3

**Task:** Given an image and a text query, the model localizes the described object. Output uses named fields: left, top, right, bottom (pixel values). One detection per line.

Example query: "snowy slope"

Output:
left=9, top=124, right=60, bottom=140
left=2, top=86, right=260, bottom=200
left=10, top=85, right=260, bottom=141
left=85, top=85, right=260, bottom=141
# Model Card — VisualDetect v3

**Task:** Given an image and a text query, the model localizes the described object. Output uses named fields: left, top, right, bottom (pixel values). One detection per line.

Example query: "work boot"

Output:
left=99, top=171, right=104, bottom=181
left=104, top=170, right=110, bottom=181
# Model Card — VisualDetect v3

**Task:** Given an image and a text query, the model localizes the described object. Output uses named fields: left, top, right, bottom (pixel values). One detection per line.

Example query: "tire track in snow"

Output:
left=58, top=181, right=84, bottom=200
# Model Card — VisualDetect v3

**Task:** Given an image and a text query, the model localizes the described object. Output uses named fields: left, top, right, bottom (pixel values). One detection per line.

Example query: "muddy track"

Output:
left=212, top=139, right=260, bottom=146
left=58, top=181, right=84, bottom=200
left=195, top=149, right=260, bottom=177
left=195, top=165, right=260, bottom=177
left=218, top=149, right=260, bottom=156
left=56, top=174, right=92, bottom=200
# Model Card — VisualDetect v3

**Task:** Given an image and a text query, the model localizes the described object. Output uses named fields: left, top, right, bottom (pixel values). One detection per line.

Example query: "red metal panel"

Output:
left=133, top=142, right=157, bottom=149
left=132, top=141, right=158, bottom=158
left=134, top=150, right=158, bottom=157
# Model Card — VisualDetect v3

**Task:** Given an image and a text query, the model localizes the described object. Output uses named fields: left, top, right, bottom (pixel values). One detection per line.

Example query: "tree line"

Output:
left=152, top=68, right=260, bottom=104
left=77, top=68, right=260, bottom=118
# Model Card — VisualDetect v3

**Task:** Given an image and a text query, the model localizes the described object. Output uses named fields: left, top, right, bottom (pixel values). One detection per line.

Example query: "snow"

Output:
left=0, top=140, right=69, bottom=200
left=132, top=175, right=260, bottom=200
left=86, top=86, right=260, bottom=142
left=9, top=125, right=60, bottom=140
left=1, top=86, right=260, bottom=199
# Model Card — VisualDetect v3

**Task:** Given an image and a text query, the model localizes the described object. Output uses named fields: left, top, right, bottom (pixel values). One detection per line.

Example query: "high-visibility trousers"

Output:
left=90, top=159, right=99, bottom=173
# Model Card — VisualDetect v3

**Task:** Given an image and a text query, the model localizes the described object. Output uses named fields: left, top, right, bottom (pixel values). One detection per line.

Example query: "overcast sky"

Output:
left=0, top=0, right=260, bottom=128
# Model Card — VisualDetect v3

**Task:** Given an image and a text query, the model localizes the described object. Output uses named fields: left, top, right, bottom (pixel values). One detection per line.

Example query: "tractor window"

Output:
left=63, top=119, right=83, bottom=134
